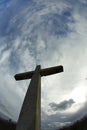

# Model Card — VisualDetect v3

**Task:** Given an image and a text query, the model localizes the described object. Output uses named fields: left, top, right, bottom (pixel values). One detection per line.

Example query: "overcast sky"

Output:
left=0, top=0, right=87, bottom=129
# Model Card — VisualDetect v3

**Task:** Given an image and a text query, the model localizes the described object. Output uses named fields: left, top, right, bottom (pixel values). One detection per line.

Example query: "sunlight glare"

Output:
left=68, top=84, right=87, bottom=103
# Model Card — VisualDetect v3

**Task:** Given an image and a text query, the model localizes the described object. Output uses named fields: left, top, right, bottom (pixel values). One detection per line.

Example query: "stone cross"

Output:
left=14, top=65, right=63, bottom=130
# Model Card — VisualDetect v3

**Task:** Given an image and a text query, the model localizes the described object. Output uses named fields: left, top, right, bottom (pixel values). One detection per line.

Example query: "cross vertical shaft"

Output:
left=16, top=65, right=41, bottom=130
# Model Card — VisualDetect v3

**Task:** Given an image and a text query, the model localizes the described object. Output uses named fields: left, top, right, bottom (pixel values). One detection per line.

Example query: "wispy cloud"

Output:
left=0, top=0, right=87, bottom=129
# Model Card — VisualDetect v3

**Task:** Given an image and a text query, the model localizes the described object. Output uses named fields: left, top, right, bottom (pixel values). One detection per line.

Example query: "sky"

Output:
left=0, top=0, right=87, bottom=129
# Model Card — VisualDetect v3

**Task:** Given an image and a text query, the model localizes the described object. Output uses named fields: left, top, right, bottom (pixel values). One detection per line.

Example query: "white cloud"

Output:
left=0, top=0, right=87, bottom=129
left=0, top=49, right=11, bottom=63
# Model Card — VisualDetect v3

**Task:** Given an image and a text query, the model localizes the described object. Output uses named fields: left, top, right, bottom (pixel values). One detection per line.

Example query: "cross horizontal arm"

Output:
left=14, top=65, right=63, bottom=81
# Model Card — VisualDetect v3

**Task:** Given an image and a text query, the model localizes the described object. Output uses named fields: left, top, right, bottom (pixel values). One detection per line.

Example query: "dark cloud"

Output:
left=41, top=101, right=87, bottom=130
left=0, top=0, right=87, bottom=129
left=49, top=99, right=75, bottom=111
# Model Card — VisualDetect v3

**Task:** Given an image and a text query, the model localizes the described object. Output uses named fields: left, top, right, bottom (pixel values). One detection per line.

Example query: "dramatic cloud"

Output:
left=49, top=99, right=75, bottom=111
left=0, top=0, right=87, bottom=129
left=41, top=100, right=87, bottom=130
